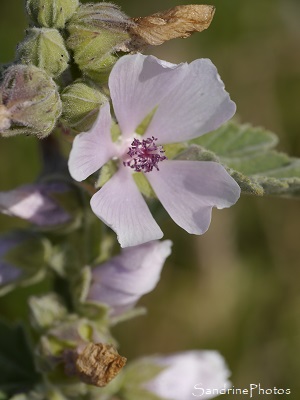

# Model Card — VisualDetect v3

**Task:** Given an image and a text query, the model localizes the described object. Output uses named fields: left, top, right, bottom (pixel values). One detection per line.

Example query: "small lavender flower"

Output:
left=69, top=54, right=241, bottom=247
left=0, top=182, right=71, bottom=226
left=87, top=240, right=172, bottom=316
left=141, top=350, right=231, bottom=400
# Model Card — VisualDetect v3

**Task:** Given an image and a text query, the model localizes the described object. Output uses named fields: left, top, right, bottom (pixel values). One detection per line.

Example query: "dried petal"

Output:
left=125, top=5, right=215, bottom=51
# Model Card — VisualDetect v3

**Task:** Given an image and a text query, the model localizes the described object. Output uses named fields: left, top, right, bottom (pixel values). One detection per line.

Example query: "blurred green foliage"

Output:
left=1, top=0, right=300, bottom=398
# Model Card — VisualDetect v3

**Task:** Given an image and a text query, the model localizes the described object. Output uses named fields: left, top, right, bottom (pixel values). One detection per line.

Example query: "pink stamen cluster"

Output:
left=123, top=136, right=167, bottom=173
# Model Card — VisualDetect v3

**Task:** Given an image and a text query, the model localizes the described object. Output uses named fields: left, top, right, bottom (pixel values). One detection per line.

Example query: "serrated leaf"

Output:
left=186, top=122, right=300, bottom=197
left=223, top=151, right=290, bottom=176
left=192, top=122, right=278, bottom=156
left=0, top=321, right=40, bottom=395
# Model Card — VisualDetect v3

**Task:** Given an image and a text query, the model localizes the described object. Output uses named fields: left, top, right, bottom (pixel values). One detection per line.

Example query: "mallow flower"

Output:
left=123, top=350, right=231, bottom=400
left=87, top=240, right=172, bottom=316
left=68, top=54, right=241, bottom=247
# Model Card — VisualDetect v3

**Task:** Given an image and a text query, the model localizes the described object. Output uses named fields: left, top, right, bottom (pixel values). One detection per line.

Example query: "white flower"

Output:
left=144, top=351, right=231, bottom=400
left=69, top=54, right=240, bottom=247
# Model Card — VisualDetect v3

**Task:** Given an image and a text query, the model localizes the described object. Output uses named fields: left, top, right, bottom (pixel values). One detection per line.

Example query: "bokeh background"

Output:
left=1, top=0, right=300, bottom=398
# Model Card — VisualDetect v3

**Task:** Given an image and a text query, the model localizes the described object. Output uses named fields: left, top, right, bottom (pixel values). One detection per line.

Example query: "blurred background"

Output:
left=1, top=0, right=300, bottom=398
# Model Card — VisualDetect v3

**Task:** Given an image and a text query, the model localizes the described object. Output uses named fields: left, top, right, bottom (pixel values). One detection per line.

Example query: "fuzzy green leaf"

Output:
left=186, top=122, right=300, bottom=197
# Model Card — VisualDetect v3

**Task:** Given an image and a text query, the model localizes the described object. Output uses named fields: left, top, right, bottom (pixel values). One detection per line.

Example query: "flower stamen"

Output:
left=123, top=136, right=167, bottom=173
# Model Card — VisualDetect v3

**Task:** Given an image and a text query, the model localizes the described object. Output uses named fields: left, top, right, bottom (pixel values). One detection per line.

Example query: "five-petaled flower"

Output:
left=125, top=350, right=231, bottom=400
left=68, top=54, right=240, bottom=247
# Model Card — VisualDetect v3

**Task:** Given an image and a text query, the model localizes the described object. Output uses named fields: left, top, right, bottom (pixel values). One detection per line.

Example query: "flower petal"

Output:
left=68, top=102, right=116, bottom=181
left=91, top=240, right=172, bottom=294
left=144, top=351, right=231, bottom=400
left=109, top=54, right=187, bottom=137
left=88, top=283, right=139, bottom=308
left=145, top=58, right=236, bottom=144
left=90, top=167, right=163, bottom=247
left=88, top=240, right=172, bottom=314
left=147, top=160, right=240, bottom=235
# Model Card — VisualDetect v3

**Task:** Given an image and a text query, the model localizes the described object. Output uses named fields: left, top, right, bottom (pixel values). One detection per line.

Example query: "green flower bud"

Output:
left=26, top=0, right=79, bottom=29
left=61, top=80, right=107, bottom=131
left=17, top=28, right=69, bottom=78
left=0, top=65, right=62, bottom=138
left=81, top=54, right=119, bottom=85
left=67, top=3, right=131, bottom=82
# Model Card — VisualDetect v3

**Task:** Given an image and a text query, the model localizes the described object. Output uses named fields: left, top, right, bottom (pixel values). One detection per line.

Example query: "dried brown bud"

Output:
left=64, top=342, right=126, bottom=387
left=124, top=4, right=215, bottom=51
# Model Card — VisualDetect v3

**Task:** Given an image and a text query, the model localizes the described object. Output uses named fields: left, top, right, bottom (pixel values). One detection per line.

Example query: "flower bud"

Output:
left=17, top=28, right=69, bottom=78
left=87, top=240, right=172, bottom=317
left=61, top=80, right=107, bottom=131
left=0, top=181, right=82, bottom=231
left=67, top=3, right=131, bottom=82
left=26, top=0, right=79, bottom=29
left=0, top=65, right=62, bottom=138
left=122, top=351, right=231, bottom=400
left=0, top=232, right=50, bottom=296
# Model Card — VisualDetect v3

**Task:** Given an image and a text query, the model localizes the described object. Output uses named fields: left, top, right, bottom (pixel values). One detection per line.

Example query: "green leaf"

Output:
left=186, top=121, right=300, bottom=197
left=192, top=122, right=278, bottom=156
left=0, top=320, right=41, bottom=395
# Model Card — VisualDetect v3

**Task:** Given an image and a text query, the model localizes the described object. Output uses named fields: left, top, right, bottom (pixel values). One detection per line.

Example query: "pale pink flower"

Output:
left=87, top=240, right=172, bottom=316
left=143, top=351, right=231, bottom=400
left=69, top=54, right=240, bottom=247
left=0, top=182, right=71, bottom=226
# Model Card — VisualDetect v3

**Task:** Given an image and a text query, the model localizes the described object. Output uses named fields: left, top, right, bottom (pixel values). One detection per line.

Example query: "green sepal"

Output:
left=133, top=173, right=156, bottom=198
left=61, top=81, right=107, bottom=132
left=110, top=307, right=147, bottom=327
left=29, top=293, right=68, bottom=331
left=164, top=142, right=187, bottom=159
left=120, top=360, right=166, bottom=400
left=17, top=28, right=69, bottom=78
left=96, top=160, right=118, bottom=189
left=135, top=107, right=157, bottom=136
left=111, top=121, right=121, bottom=142
left=36, top=316, right=113, bottom=372
left=0, top=233, right=51, bottom=296
left=79, top=54, right=119, bottom=85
